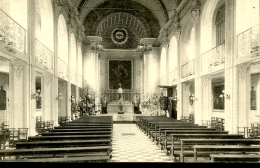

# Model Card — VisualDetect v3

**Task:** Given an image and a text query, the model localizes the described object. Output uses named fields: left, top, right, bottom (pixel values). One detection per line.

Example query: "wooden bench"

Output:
left=193, top=145, right=260, bottom=162
left=152, top=125, right=212, bottom=142
left=54, top=125, right=113, bottom=129
left=28, top=134, right=112, bottom=141
left=174, top=138, right=260, bottom=162
left=16, top=139, right=112, bottom=149
left=0, top=145, right=112, bottom=161
left=50, top=128, right=112, bottom=132
left=64, top=122, right=113, bottom=126
left=40, top=131, right=112, bottom=136
left=147, top=122, right=200, bottom=137
left=169, top=134, right=244, bottom=160
left=210, top=153, right=260, bottom=163
left=0, top=155, right=111, bottom=162
left=160, top=130, right=229, bottom=152
left=145, top=121, right=193, bottom=135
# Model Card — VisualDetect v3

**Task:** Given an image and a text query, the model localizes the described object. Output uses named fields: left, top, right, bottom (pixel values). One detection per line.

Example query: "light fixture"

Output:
left=220, top=90, right=230, bottom=99
left=56, top=93, right=63, bottom=101
left=32, top=89, right=41, bottom=100
left=189, top=94, right=195, bottom=105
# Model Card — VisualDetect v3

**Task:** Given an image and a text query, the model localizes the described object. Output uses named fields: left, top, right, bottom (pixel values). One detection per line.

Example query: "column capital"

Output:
left=140, top=38, right=156, bottom=53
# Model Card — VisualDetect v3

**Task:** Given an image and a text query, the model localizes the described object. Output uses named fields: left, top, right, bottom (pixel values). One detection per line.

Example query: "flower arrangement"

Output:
left=118, top=101, right=123, bottom=112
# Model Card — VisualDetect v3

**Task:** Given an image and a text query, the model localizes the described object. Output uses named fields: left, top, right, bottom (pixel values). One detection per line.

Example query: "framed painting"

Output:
left=109, top=60, right=132, bottom=90
left=212, top=84, right=225, bottom=110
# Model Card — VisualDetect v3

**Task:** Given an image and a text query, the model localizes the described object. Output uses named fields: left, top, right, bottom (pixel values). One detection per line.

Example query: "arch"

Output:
left=200, top=0, right=224, bottom=54
left=77, top=46, right=83, bottom=76
left=35, top=0, right=54, bottom=51
left=160, top=47, right=167, bottom=80
left=70, top=33, right=77, bottom=71
left=180, top=18, right=196, bottom=65
left=58, top=14, right=69, bottom=64
left=169, top=36, right=178, bottom=72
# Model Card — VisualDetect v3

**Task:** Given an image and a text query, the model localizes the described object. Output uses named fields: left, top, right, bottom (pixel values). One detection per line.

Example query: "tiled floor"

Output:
left=109, top=123, right=173, bottom=163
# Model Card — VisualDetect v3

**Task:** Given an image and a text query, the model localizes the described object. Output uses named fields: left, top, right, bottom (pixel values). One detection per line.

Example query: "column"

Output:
left=140, top=38, right=156, bottom=98
left=86, top=36, right=102, bottom=111
left=52, top=2, right=61, bottom=126
left=27, top=0, right=36, bottom=135
left=191, top=1, right=201, bottom=125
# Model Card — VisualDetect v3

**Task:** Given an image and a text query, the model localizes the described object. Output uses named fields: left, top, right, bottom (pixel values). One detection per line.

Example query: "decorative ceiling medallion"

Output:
left=111, top=28, right=129, bottom=45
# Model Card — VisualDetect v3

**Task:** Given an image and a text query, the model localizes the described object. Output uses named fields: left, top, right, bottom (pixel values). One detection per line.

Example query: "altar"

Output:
left=107, top=103, right=133, bottom=114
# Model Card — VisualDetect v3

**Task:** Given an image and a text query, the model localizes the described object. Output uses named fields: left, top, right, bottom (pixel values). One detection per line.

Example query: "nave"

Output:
left=110, top=123, right=173, bottom=163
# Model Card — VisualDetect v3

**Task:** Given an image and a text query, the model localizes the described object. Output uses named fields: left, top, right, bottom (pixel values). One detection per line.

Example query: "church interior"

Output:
left=0, top=0, right=260, bottom=163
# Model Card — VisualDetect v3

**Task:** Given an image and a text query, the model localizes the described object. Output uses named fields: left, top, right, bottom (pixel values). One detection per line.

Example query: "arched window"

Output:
left=215, top=5, right=225, bottom=46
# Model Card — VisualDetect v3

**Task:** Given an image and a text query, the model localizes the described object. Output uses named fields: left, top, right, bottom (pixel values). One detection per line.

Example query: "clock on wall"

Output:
left=111, top=28, right=129, bottom=45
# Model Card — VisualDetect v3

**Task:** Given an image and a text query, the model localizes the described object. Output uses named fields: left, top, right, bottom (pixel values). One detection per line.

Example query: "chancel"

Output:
left=0, top=0, right=259, bottom=163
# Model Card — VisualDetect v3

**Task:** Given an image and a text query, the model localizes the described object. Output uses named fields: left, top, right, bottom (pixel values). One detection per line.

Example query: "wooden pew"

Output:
left=40, top=130, right=112, bottom=136
left=64, top=122, right=113, bottom=126
left=0, top=145, right=112, bottom=161
left=136, top=116, right=177, bottom=132
left=0, top=155, right=111, bottom=162
left=15, top=139, right=112, bottom=149
left=152, top=125, right=210, bottom=141
left=54, top=125, right=112, bottom=129
left=193, top=145, right=260, bottom=162
left=210, top=154, right=260, bottom=163
left=147, top=122, right=199, bottom=137
left=175, top=139, right=260, bottom=162
left=50, top=128, right=112, bottom=132
left=170, top=134, right=244, bottom=161
left=160, top=130, right=229, bottom=152
left=28, top=134, right=112, bottom=141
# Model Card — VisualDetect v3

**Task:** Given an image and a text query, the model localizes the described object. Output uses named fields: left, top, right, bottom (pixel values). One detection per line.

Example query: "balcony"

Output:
left=181, top=59, right=195, bottom=78
left=237, top=24, right=259, bottom=59
left=201, top=43, right=225, bottom=73
left=58, top=58, right=68, bottom=80
left=35, top=38, right=53, bottom=69
left=0, top=9, right=26, bottom=54
left=169, top=69, right=177, bottom=85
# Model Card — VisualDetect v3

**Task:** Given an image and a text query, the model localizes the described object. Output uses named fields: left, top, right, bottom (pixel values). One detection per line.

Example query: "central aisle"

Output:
left=109, top=123, right=173, bottom=162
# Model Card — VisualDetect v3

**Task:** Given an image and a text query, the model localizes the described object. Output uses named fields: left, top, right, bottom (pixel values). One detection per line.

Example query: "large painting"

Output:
left=109, top=60, right=132, bottom=89
left=213, top=84, right=225, bottom=110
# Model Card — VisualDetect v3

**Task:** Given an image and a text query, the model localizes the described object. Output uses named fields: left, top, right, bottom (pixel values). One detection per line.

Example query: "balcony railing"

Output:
left=237, top=24, right=260, bottom=58
left=0, top=9, right=26, bottom=53
left=201, top=43, right=225, bottom=72
left=169, top=69, right=177, bottom=85
left=181, top=59, right=195, bottom=78
left=35, top=38, right=53, bottom=69
left=58, top=58, right=68, bottom=79
left=101, top=90, right=140, bottom=103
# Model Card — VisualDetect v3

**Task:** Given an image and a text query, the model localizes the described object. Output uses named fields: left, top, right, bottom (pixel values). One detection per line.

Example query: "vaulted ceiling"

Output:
left=71, top=0, right=180, bottom=49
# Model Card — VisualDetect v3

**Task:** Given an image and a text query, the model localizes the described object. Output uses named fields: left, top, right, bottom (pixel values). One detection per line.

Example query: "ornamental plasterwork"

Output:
left=13, top=64, right=23, bottom=80
left=44, top=73, right=52, bottom=87
left=237, top=64, right=250, bottom=80
left=191, top=0, right=201, bottom=20
left=111, top=28, right=129, bottom=45
left=203, top=76, right=212, bottom=87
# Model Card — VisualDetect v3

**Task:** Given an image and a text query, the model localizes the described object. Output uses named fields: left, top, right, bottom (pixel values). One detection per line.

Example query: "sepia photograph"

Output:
left=0, top=0, right=260, bottom=163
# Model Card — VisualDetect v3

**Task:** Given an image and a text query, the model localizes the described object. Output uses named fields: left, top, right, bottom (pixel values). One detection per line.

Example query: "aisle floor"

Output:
left=109, top=123, right=173, bottom=163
